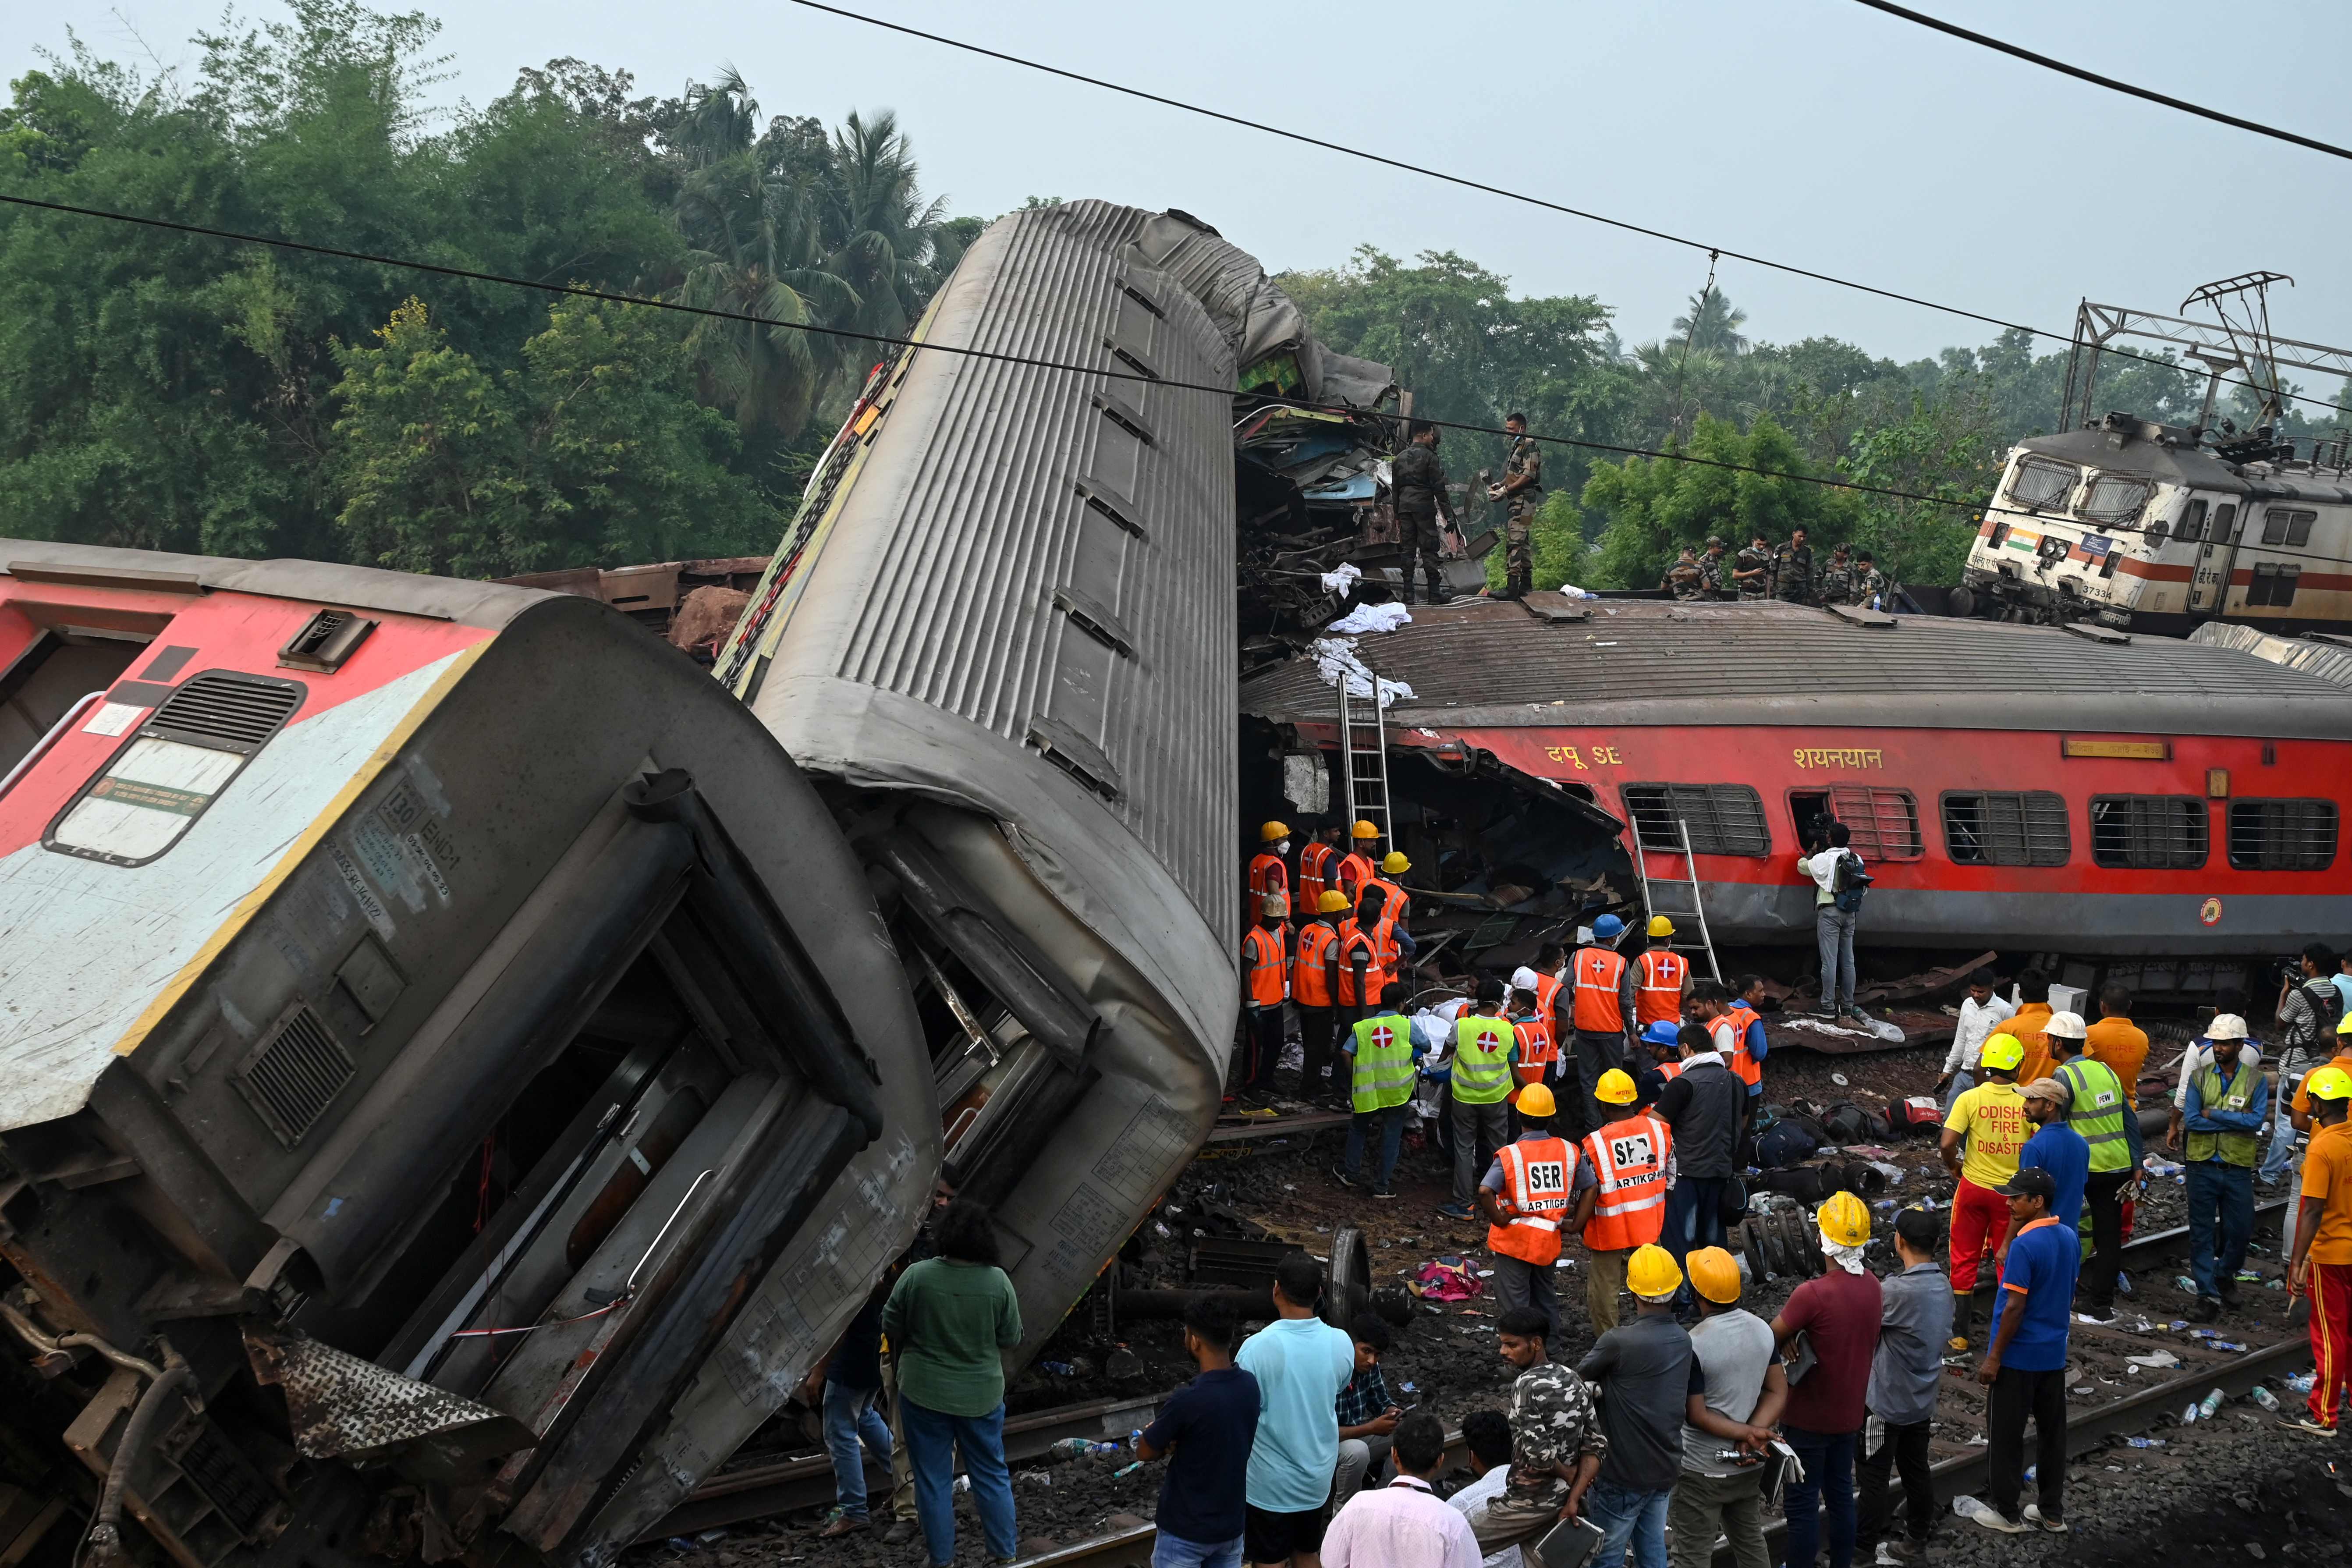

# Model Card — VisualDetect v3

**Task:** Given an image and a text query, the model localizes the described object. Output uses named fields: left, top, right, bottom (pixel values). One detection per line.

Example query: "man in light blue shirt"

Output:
left=1236, top=1253, right=1357, bottom=1567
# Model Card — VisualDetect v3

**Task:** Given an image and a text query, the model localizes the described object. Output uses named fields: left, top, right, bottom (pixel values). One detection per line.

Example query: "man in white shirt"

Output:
left=1441, top=1412, right=1521, bottom=1568
left=1936, top=969, right=2015, bottom=1111
left=1322, top=1412, right=1480, bottom=1568
left=1795, top=823, right=1866, bottom=1024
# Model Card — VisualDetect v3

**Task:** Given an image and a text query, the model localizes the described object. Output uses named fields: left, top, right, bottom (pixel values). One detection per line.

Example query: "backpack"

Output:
left=1820, top=1102, right=1889, bottom=1145
left=1831, top=849, right=1872, bottom=912
left=2301, top=977, right=2345, bottom=1043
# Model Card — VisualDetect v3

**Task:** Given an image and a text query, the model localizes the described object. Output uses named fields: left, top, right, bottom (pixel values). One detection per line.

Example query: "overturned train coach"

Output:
left=0, top=545, right=940, bottom=1568
left=712, top=199, right=1271, bottom=1371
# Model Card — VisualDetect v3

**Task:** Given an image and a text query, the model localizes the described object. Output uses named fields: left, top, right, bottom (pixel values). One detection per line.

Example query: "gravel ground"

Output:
left=633, top=1035, right=2319, bottom=1568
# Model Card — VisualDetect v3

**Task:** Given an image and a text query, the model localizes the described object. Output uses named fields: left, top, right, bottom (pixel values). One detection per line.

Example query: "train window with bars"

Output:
left=2247, top=562, right=2301, bottom=607
left=2006, top=456, right=2078, bottom=511
left=1620, top=784, right=1771, bottom=858
left=2228, top=798, right=2338, bottom=871
left=2079, top=473, right=2153, bottom=524
left=2089, top=796, right=2208, bottom=869
left=1825, top=785, right=1923, bottom=861
left=2260, top=507, right=2317, bottom=547
left=1939, top=791, right=2070, bottom=866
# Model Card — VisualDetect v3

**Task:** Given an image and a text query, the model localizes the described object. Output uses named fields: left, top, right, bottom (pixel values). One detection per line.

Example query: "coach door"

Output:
left=2188, top=501, right=2239, bottom=613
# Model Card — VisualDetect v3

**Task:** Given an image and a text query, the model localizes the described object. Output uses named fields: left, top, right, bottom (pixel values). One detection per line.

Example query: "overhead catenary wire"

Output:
left=21, top=188, right=2352, bottom=577
left=1848, top=0, right=2352, bottom=165
left=780, top=0, right=2351, bottom=424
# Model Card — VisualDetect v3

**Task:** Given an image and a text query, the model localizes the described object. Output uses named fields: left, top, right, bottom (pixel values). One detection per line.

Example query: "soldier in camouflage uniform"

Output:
left=1855, top=550, right=1890, bottom=609
left=1391, top=419, right=1455, bottom=604
left=1816, top=542, right=1856, bottom=607
left=1733, top=532, right=1774, bottom=600
left=1773, top=524, right=1816, bottom=605
left=1661, top=546, right=1704, bottom=600
left=1489, top=412, right=1543, bottom=599
left=1696, top=536, right=1731, bottom=599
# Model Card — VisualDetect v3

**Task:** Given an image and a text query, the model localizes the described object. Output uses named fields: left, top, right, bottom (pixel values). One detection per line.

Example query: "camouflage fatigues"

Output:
left=1816, top=554, right=1856, bottom=606
left=1696, top=547, right=1731, bottom=598
left=1502, top=1361, right=1606, bottom=1508
left=1855, top=565, right=1889, bottom=608
left=1501, top=436, right=1543, bottom=596
left=1391, top=441, right=1451, bottom=600
left=1662, top=553, right=1704, bottom=600
left=1773, top=539, right=1816, bottom=604
left=1733, top=544, right=1773, bottom=600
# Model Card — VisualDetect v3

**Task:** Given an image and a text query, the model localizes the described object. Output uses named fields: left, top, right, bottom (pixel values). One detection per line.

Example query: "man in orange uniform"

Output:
left=1238, top=893, right=1290, bottom=1095
left=1634, top=917, right=1690, bottom=1032
left=1362, top=852, right=1417, bottom=983
left=1247, top=821, right=1291, bottom=928
left=1294, top=891, right=1346, bottom=1105
left=1336, top=820, right=1380, bottom=909
left=1510, top=967, right=1558, bottom=1089
left=2005, top=972, right=2057, bottom=1088
left=1563, top=915, right=1638, bottom=1139
left=1477, top=1082, right=1577, bottom=1343
left=1940, top=1033, right=2029, bottom=1351
left=1296, top=819, right=1342, bottom=916
left=1574, top=1067, right=1672, bottom=1338
left=2288, top=1064, right=2352, bottom=1435
left=1333, top=906, right=1386, bottom=1036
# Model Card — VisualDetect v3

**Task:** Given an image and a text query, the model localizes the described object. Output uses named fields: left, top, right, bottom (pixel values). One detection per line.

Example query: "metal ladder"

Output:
left=1335, top=663, right=1393, bottom=852
left=1629, top=817, right=1722, bottom=980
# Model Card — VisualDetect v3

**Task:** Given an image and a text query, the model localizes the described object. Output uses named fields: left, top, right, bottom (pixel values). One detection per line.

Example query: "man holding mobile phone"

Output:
left=1471, top=1309, right=1605, bottom=1556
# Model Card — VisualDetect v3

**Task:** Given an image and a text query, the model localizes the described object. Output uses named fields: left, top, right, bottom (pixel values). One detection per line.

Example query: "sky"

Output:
left=11, top=0, right=2352, bottom=371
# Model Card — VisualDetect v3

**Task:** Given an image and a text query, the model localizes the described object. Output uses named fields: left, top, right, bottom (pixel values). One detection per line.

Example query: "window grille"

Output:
left=2260, top=508, right=2316, bottom=547
left=1940, top=791, right=2070, bottom=866
left=1826, top=785, right=1923, bottom=861
left=2007, top=457, right=2078, bottom=511
left=2089, top=796, right=2208, bottom=869
left=2079, top=474, right=2153, bottom=524
left=2228, top=799, right=2337, bottom=871
left=1621, top=784, right=1771, bottom=858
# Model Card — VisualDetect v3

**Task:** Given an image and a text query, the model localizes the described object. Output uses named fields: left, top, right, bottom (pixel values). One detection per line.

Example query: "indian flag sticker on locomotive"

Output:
left=50, top=737, right=244, bottom=862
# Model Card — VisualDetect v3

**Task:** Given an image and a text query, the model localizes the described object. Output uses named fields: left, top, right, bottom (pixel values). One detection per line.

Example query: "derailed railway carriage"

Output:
left=0, top=545, right=939, bottom=1568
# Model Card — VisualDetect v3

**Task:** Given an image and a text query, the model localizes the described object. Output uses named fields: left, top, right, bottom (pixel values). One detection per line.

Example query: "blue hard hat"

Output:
left=1593, top=914, right=1625, bottom=939
left=1642, top=1020, right=1682, bottom=1047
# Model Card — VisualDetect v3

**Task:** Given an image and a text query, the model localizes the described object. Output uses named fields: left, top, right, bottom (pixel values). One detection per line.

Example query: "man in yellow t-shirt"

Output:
left=2288, top=1064, right=2352, bottom=1433
left=2291, top=1015, right=2352, bottom=1132
left=1940, top=1033, right=2029, bottom=1350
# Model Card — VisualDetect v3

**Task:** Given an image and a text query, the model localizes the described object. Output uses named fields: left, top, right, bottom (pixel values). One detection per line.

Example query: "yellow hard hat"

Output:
left=1647, top=915, right=1675, bottom=938
left=1685, top=1246, right=1742, bottom=1305
left=1978, top=1033, right=2025, bottom=1072
left=1515, top=1082, right=1557, bottom=1118
left=1352, top=819, right=1381, bottom=840
left=1260, top=820, right=1291, bottom=843
left=1817, top=1190, right=1871, bottom=1247
left=2338, top=1010, right=2352, bottom=1036
left=1594, top=1068, right=1639, bottom=1105
left=1382, top=851, right=1411, bottom=873
left=2307, top=1064, right=2352, bottom=1102
left=1626, top=1243, right=1684, bottom=1299
left=1318, top=890, right=1351, bottom=914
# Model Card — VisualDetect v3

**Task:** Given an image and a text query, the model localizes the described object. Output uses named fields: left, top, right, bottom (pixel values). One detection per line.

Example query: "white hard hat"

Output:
left=2206, top=1013, right=2249, bottom=1041
left=1511, top=966, right=1543, bottom=993
left=2043, top=1011, right=2087, bottom=1041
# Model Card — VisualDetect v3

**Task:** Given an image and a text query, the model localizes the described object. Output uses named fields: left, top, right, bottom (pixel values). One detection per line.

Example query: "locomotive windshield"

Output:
left=2079, top=472, right=2153, bottom=523
left=2007, top=455, right=2079, bottom=509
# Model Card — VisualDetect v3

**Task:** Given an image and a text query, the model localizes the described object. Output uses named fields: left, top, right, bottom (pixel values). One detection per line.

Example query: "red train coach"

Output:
left=1239, top=596, right=2352, bottom=972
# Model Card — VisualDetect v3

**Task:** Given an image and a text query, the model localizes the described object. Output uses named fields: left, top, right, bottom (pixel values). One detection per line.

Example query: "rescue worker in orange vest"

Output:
left=1475, top=1081, right=1578, bottom=1343
left=1561, top=915, right=1638, bottom=1141
left=1294, top=890, right=1347, bottom=1105
left=1724, top=974, right=1773, bottom=1160
left=1238, top=892, right=1290, bottom=1096
left=1510, top=966, right=1558, bottom=1089
left=1632, top=1019, right=1685, bottom=1107
left=1634, top=916, right=1691, bottom=1030
left=1247, top=821, right=1291, bottom=928
left=1336, top=820, right=1380, bottom=909
left=1297, top=819, right=1343, bottom=916
left=1361, top=851, right=1418, bottom=978
left=1533, top=942, right=1568, bottom=1039
left=1574, top=1068, right=1674, bottom=1337
left=1333, top=905, right=1387, bottom=1035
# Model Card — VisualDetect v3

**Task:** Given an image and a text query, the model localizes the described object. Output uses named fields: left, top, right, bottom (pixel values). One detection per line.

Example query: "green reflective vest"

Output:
left=1350, top=1013, right=1417, bottom=1113
left=1452, top=1013, right=1516, bottom=1105
left=2186, top=1059, right=2261, bottom=1167
left=2055, top=1057, right=2132, bottom=1174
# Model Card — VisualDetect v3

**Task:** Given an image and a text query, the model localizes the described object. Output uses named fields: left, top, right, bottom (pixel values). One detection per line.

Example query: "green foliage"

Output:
left=1838, top=389, right=2002, bottom=586
left=1580, top=415, right=1860, bottom=589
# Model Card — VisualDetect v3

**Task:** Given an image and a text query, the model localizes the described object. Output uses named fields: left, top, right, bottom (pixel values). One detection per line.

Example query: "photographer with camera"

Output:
left=2266, top=944, right=2345, bottom=1188
left=1797, top=823, right=1871, bottom=1025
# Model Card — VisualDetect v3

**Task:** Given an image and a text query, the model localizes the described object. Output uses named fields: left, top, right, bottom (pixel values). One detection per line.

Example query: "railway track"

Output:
left=695, top=1190, right=2313, bottom=1568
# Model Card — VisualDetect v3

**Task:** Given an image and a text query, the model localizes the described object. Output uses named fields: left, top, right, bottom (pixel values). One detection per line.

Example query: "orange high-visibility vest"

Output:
left=1298, top=841, right=1337, bottom=912
left=1579, top=1114, right=1671, bottom=1252
left=1653, top=1058, right=1685, bottom=1082
left=1487, top=1137, right=1575, bottom=1266
left=1295, top=920, right=1339, bottom=1008
left=1513, top=1015, right=1557, bottom=1086
left=1634, top=949, right=1688, bottom=1029
left=1571, top=947, right=1629, bottom=1033
left=1721, top=1003, right=1763, bottom=1089
left=1242, top=926, right=1288, bottom=1006
left=1536, top=971, right=1565, bottom=1026
left=1337, top=851, right=1376, bottom=905
left=1247, top=852, right=1289, bottom=926
left=1334, top=919, right=1385, bottom=1007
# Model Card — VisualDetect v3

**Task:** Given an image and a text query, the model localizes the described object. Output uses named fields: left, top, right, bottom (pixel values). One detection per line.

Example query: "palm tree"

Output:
left=1670, top=290, right=1749, bottom=357
left=818, top=110, right=950, bottom=346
